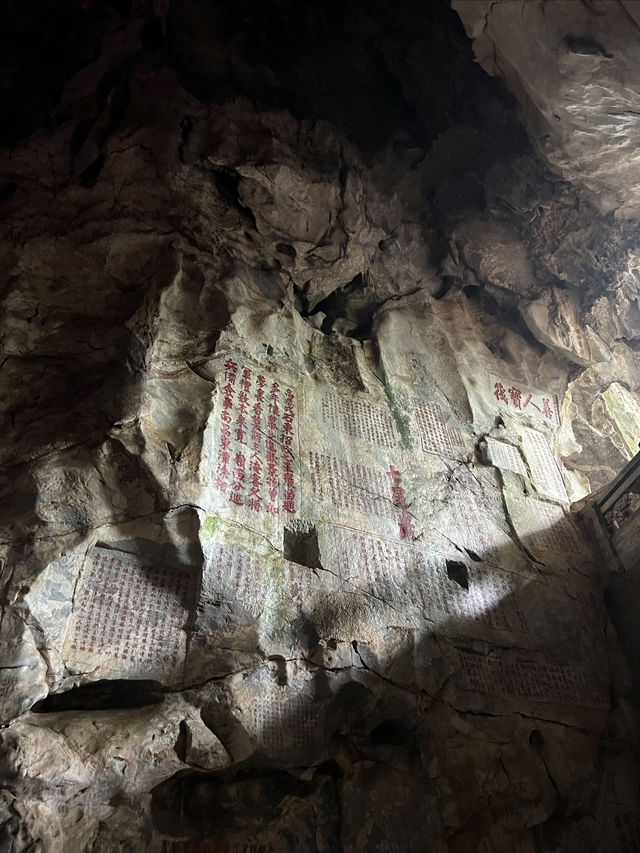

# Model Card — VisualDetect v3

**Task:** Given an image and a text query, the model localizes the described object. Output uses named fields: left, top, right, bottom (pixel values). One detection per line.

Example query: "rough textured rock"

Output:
left=1, top=1, right=640, bottom=851
left=453, top=0, right=640, bottom=218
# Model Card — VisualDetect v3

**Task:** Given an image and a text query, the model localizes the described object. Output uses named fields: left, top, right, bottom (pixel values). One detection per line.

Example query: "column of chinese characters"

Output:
left=215, top=357, right=238, bottom=492
left=493, top=381, right=554, bottom=420
left=212, top=357, right=298, bottom=517
left=228, top=367, right=252, bottom=506
left=281, top=389, right=296, bottom=514
left=248, top=374, right=266, bottom=511
left=387, top=464, right=415, bottom=540
left=265, top=381, right=280, bottom=515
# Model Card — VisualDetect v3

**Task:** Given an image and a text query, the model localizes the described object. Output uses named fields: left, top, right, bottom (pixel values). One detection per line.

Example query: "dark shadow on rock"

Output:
left=31, top=678, right=164, bottom=712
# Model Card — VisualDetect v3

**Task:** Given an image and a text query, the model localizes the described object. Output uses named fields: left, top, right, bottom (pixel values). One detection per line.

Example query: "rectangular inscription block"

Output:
left=203, top=542, right=315, bottom=617
left=521, top=428, right=568, bottom=503
left=326, top=528, right=528, bottom=635
left=208, top=355, right=299, bottom=518
left=459, top=653, right=608, bottom=708
left=485, top=437, right=527, bottom=477
left=506, top=495, right=583, bottom=560
left=414, top=401, right=463, bottom=458
left=248, top=694, right=318, bottom=753
left=308, top=452, right=393, bottom=518
left=322, top=392, right=398, bottom=448
left=491, top=375, right=559, bottom=425
left=63, top=547, right=195, bottom=675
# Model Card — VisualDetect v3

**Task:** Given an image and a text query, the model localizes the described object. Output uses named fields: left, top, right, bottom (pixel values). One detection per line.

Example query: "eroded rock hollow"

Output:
left=2, top=1, right=640, bottom=850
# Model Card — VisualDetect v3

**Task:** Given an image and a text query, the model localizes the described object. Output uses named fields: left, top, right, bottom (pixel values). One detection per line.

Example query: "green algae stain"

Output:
left=380, top=363, right=412, bottom=450
left=200, top=515, right=220, bottom=542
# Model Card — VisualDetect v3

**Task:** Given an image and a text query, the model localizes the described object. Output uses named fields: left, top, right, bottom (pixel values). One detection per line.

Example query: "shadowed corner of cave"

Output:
left=0, top=242, right=232, bottom=603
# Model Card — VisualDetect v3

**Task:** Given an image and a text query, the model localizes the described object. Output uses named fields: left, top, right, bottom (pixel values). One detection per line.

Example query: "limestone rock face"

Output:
left=1, top=1, right=640, bottom=852
left=453, top=0, right=640, bottom=218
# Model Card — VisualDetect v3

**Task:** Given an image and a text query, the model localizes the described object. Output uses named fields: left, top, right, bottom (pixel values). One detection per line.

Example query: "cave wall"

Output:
left=1, top=1, right=640, bottom=851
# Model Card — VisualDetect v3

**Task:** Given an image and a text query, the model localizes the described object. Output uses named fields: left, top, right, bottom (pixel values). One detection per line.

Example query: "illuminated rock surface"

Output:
left=1, top=2, right=640, bottom=851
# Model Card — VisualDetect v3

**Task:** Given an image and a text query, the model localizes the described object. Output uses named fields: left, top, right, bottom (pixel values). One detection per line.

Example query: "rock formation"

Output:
left=1, top=1, right=639, bottom=850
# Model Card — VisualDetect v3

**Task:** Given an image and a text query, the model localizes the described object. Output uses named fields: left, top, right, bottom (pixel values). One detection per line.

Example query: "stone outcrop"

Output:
left=1, top=1, right=640, bottom=851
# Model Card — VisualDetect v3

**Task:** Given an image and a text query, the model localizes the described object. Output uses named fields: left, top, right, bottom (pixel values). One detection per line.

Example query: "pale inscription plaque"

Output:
left=521, top=427, right=568, bottom=503
left=209, top=355, right=299, bottom=517
left=414, top=401, right=464, bottom=458
left=485, top=437, right=527, bottom=477
left=321, top=392, right=398, bottom=448
left=63, top=547, right=194, bottom=675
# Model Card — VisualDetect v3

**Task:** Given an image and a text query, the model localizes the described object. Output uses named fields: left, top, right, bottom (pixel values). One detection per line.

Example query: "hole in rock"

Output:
left=268, top=655, right=288, bottom=686
left=529, top=729, right=544, bottom=749
left=174, top=719, right=190, bottom=762
left=31, top=679, right=164, bottom=712
left=311, top=273, right=379, bottom=339
left=446, top=559, right=469, bottom=590
left=292, top=617, right=320, bottom=650
left=139, top=17, right=164, bottom=52
left=369, top=719, right=411, bottom=745
left=565, top=35, right=613, bottom=58
left=283, top=520, right=322, bottom=570
left=276, top=242, right=296, bottom=257
left=0, top=182, right=17, bottom=202
left=79, top=154, right=105, bottom=188
left=315, top=759, right=343, bottom=779
left=210, top=164, right=256, bottom=226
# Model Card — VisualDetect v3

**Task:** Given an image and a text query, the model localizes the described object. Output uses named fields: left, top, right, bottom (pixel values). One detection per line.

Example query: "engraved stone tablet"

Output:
left=63, top=547, right=195, bottom=678
left=485, top=437, right=527, bottom=477
left=521, top=427, right=568, bottom=503
left=323, top=528, right=529, bottom=635
left=247, top=693, right=319, bottom=753
left=321, top=391, right=398, bottom=448
left=458, top=652, right=608, bottom=708
left=490, top=375, right=559, bottom=425
left=505, top=495, right=583, bottom=560
left=202, top=541, right=315, bottom=618
left=414, top=401, right=464, bottom=458
left=206, top=354, right=300, bottom=519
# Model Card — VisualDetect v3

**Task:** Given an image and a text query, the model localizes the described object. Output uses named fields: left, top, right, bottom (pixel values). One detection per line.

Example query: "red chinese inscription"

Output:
left=493, top=381, right=554, bottom=420
left=213, top=358, right=297, bottom=516
left=68, top=549, right=193, bottom=668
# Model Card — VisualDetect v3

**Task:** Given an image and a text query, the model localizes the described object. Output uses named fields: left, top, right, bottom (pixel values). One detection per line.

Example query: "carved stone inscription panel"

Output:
left=203, top=541, right=315, bottom=615
left=414, top=401, right=464, bottom=458
left=63, top=547, right=195, bottom=676
left=326, top=528, right=529, bottom=635
left=459, top=652, right=608, bottom=708
left=485, top=437, right=527, bottom=477
left=521, top=427, right=568, bottom=503
left=208, top=355, right=299, bottom=518
left=321, top=391, right=398, bottom=448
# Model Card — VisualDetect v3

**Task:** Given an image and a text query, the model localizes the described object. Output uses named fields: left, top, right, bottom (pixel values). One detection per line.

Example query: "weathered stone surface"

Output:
left=453, top=0, right=640, bottom=218
left=1, top=1, right=640, bottom=851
